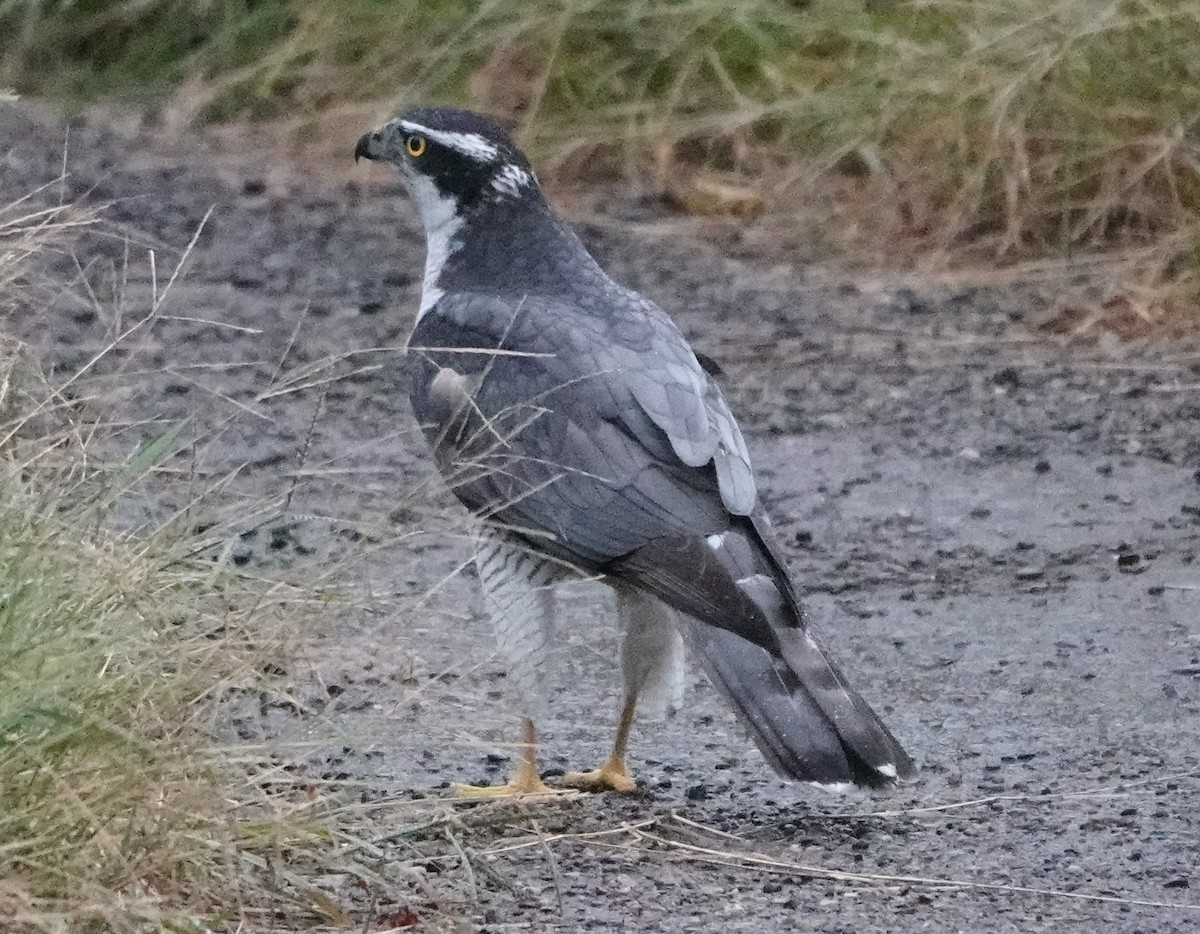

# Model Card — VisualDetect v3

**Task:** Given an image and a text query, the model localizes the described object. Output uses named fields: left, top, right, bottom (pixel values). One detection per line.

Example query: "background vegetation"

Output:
left=2, top=0, right=1199, bottom=305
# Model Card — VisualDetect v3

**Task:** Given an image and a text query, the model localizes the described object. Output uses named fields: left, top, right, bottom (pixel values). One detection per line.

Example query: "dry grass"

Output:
left=0, top=195, right=253, bottom=931
left=0, top=179, right=460, bottom=932
left=791, top=1, right=1200, bottom=310
left=4, top=1, right=1199, bottom=311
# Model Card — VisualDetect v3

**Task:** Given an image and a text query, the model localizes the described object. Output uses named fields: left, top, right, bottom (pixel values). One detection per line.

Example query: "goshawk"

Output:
left=355, top=107, right=914, bottom=795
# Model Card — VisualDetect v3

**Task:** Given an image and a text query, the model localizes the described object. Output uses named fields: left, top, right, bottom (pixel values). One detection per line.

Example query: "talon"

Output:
left=450, top=775, right=561, bottom=798
left=561, top=756, right=638, bottom=794
left=450, top=718, right=566, bottom=799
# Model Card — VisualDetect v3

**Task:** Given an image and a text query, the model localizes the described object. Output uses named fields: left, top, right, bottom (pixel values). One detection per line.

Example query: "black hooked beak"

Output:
left=354, top=132, right=376, bottom=163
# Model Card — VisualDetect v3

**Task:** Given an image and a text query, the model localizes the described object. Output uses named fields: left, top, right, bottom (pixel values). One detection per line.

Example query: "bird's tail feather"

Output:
left=611, top=521, right=913, bottom=788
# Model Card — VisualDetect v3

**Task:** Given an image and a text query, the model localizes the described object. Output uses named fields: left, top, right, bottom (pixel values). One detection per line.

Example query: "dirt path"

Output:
left=3, top=101, right=1199, bottom=933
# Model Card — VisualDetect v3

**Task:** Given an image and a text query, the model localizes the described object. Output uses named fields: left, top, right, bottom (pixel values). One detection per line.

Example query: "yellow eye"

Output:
left=405, top=135, right=426, bottom=157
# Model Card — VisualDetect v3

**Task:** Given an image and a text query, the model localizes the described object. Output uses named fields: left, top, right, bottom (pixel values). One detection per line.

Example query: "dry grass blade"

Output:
left=472, top=804, right=1198, bottom=914
left=8, top=0, right=1200, bottom=307
left=820, top=768, right=1200, bottom=820
left=639, top=815, right=1200, bottom=913
left=476, top=817, right=660, bottom=857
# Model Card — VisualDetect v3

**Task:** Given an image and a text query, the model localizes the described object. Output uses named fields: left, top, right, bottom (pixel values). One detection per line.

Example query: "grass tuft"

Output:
left=1, top=347, right=221, bottom=929
left=0, top=185, right=437, bottom=932
left=0, top=196, right=252, bottom=928
left=795, top=2, right=1200, bottom=273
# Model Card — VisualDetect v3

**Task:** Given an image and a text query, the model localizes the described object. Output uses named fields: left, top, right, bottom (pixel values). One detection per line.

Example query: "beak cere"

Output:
left=354, top=133, right=376, bottom=163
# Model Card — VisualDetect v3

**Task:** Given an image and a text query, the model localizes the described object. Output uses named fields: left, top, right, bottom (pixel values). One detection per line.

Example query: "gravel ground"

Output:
left=3, top=101, right=1199, bottom=933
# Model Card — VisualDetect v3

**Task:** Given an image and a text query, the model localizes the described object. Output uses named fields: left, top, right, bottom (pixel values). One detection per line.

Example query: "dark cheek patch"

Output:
left=428, top=155, right=494, bottom=209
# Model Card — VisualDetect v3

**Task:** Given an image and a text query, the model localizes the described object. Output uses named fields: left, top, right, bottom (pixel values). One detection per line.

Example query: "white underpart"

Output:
left=617, top=585, right=686, bottom=719
left=808, top=781, right=856, bottom=795
left=400, top=170, right=463, bottom=318
left=492, top=162, right=534, bottom=196
left=474, top=531, right=686, bottom=727
left=401, top=123, right=500, bottom=162
left=474, top=530, right=572, bottom=718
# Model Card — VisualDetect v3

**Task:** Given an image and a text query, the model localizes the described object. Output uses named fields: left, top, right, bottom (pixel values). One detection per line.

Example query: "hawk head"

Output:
left=354, top=106, right=598, bottom=316
left=355, top=107, right=538, bottom=221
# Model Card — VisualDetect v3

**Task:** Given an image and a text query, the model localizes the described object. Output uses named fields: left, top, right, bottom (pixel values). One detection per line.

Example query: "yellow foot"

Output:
left=561, top=756, right=638, bottom=794
left=450, top=772, right=558, bottom=798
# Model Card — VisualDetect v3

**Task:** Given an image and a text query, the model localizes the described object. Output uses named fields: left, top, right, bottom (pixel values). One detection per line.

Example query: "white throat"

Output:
left=403, top=171, right=463, bottom=319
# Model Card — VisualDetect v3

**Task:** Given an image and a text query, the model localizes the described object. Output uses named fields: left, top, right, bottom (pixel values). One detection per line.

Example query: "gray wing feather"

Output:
left=409, top=291, right=755, bottom=565
left=628, top=367, right=714, bottom=465
left=616, top=296, right=756, bottom=512
left=703, top=378, right=757, bottom=514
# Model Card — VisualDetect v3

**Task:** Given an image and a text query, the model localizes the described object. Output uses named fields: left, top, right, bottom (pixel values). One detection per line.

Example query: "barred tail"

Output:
left=610, top=519, right=913, bottom=788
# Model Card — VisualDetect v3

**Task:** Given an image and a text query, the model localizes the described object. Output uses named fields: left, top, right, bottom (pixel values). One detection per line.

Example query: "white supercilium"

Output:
left=402, top=124, right=500, bottom=162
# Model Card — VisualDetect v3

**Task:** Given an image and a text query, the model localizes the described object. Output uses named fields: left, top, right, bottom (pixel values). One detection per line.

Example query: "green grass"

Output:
left=1, top=201, right=242, bottom=931
left=0, top=432, right=229, bottom=929
left=0, top=186, right=426, bottom=933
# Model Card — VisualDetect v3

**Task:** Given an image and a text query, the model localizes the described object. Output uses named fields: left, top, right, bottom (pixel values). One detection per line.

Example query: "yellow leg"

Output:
left=562, top=696, right=639, bottom=793
left=452, top=719, right=557, bottom=797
